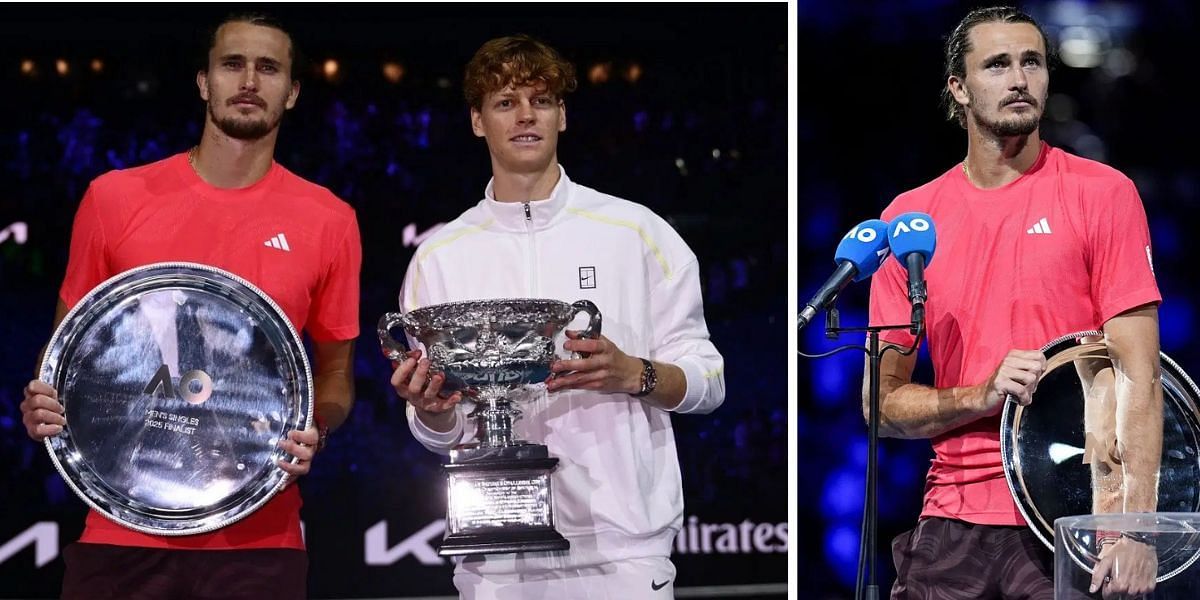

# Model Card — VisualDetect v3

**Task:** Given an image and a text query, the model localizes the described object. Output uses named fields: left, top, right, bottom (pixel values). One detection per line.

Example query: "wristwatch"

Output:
left=1098, top=530, right=1154, bottom=548
left=633, top=358, right=658, bottom=397
left=1121, top=531, right=1154, bottom=546
left=315, top=414, right=330, bottom=453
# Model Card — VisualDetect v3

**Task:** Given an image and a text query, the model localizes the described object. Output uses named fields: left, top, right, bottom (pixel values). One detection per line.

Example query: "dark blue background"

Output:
left=0, top=3, right=787, bottom=598
left=798, top=0, right=1200, bottom=597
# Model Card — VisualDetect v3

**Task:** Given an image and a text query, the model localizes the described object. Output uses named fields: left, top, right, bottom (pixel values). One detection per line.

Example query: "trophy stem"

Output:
left=472, top=388, right=523, bottom=448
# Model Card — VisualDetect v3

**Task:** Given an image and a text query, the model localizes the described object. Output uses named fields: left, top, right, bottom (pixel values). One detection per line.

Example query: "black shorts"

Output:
left=890, top=517, right=1057, bottom=600
left=61, top=542, right=307, bottom=600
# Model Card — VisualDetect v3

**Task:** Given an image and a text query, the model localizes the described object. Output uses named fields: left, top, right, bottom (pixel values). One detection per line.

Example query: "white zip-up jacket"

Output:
left=400, top=166, right=726, bottom=574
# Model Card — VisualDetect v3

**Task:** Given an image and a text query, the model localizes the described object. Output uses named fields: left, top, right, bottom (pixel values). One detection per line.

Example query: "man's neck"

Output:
left=191, top=125, right=278, bottom=189
left=963, top=127, right=1042, bottom=190
left=489, top=161, right=561, bottom=203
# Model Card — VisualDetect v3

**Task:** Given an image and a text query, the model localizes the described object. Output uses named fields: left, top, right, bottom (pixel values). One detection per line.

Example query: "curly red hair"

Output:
left=463, top=34, right=578, bottom=110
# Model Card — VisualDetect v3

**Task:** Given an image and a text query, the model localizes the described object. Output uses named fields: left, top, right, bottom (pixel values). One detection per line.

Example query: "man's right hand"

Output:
left=389, top=349, right=462, bottom=429
left=978, top=349, right=1047, bottom=414
left=21, top=380, right=65, bottom=441
left=1091, top=536, right=1157, bottom=598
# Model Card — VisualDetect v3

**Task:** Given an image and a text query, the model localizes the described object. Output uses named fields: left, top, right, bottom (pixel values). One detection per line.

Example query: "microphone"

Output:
left=886, top=212, right=937, bottom=334
left=797, top=219, right=891, bottom=331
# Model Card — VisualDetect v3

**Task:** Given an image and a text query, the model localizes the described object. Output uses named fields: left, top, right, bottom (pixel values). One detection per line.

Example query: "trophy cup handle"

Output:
left=569, top=300, right=603, bottom=358
left=377, top=313, right=412, bottom=361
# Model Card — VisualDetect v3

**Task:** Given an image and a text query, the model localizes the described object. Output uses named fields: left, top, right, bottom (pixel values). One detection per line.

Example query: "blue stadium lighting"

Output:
left=1159, top=295, right=1193, bottom=352
left=1150, top=218, right=1181, bottom=257
left=813, top=352, right=855, bottom=407
left=105, top=149, right=125, bottom=170
left=799, top=203, right=839, bottom=251
left=849, top=437, right=869, bottom=467
left=884, top=452, right=920, bottom=490
left=633, top=111, right=648, bottom=133
left=823, top=522, right=862, bottom=586
left=820, top=468, right=863, bottom=519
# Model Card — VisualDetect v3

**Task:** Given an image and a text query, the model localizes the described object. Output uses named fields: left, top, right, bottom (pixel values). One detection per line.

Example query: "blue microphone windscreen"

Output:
left=834, top=219, right=891, bottom=282
left=887, top=212, right=936, bottom=266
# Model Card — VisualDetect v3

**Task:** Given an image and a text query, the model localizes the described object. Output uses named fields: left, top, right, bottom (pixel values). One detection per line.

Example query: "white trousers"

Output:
left=453, top=556, right=677, bottom=600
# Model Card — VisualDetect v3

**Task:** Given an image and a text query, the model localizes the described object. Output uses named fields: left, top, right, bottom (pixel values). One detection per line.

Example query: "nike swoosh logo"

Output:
left=651, top=580, right=670, bottom=591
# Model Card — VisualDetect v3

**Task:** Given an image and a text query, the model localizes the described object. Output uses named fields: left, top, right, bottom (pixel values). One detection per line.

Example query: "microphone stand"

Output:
left=802, top=305, right=922, bottom=600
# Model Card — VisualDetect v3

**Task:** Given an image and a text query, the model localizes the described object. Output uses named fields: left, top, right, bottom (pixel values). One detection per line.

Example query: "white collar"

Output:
left=481, top=165, right=572, bottom=232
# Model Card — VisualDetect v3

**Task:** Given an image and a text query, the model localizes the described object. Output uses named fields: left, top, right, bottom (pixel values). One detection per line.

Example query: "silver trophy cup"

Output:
left=378, top=298, right=601, bottom=556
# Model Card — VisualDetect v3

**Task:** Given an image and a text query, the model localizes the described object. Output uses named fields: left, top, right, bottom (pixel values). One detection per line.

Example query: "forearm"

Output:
left=406, top=404, right=465, bottom=454
left=1083, top=367, right=1124, bottom=514
left=873, top=381, right=991, bottom=439
left=625, top=349, right=725, bottom=414
left=313, top=369, right=354, bottom=432
left=640, top=361, right=687, bottom=411
left=311, top=339, right=356, bottom=433
left=1104, top=304, right=1163, bottom=513
left=1114, top=370, right=1162, bottom=512
left=413, top=405, right=459, bottom=433
left=645, top=258, right=725, bottom=415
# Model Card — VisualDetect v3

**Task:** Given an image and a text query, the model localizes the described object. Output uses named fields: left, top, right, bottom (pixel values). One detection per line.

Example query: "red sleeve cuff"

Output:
left=1098, top=288, right=1162, bottom=327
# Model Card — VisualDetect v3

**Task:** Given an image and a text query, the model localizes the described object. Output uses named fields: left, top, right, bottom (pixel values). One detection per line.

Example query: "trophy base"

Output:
left=451, top=442, right=548, bottom=462
left=441, top=445, right=569, bottom=557
left=439, top=527, right=570, bottom=556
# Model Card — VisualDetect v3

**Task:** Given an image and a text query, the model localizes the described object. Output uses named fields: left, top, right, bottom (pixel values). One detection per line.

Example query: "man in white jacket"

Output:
left=389, top=34, right=726, bottom=599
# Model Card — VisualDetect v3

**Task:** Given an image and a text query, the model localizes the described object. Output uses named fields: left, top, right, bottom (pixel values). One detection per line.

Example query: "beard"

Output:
left=208, top=101, right=282, bottom=140
left=967, top=89, right=1043, bottom=137
left=977, top=110, right=1040, bottom=137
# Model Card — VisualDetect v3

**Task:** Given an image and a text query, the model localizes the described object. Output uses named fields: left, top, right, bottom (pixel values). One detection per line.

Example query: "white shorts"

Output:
left=453, top=556, right=677, bottom=600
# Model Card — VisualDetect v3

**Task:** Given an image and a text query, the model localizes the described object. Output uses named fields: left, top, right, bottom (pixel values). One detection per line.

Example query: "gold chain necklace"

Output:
left=187, top=146, right=199, bottom=173
left=962, top=160, right=973, bottom=185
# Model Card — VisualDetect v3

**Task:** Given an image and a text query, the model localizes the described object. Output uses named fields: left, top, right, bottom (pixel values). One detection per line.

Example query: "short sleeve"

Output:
left=59, top=183, right=112, bottom=309
left=1086, top=178, right=1161, bottom=325
left=306, top=212, right=362, bottom=341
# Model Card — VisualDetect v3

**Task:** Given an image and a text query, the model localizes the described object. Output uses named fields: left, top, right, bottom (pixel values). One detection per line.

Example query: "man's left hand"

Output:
left=277, top=425, right=320, bottom=481
left=547, top=332, right=641, bottom=395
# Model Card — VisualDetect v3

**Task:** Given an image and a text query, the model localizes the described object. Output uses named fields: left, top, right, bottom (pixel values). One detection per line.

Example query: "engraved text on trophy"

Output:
left=141, top=364, right=211, bottom=435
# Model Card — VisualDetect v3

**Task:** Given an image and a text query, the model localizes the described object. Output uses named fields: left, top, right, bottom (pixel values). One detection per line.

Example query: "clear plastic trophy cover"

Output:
left=40, top=262, right=312, bottom=535
left=1056, top=512, right=1200, bottom=597
left=1001, top=331, right=1200, bottom=567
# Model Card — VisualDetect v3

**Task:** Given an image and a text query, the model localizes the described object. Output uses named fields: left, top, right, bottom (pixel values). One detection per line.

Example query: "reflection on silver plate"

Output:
left=40, top=262, right=312, bottom=536
left=1001, top=330, right=1200, bottom=581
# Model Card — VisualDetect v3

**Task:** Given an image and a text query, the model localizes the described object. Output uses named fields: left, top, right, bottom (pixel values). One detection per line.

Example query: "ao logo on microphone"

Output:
left=890, top=216, right=931, bottom=236
left=843, top=224, right=879, bottom=243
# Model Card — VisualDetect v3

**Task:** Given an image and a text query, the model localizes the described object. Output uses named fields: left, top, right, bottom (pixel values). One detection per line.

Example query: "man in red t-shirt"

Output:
left=867, top=7, right=1162, bottom=599
left=17, top=12, right=360, bottom=599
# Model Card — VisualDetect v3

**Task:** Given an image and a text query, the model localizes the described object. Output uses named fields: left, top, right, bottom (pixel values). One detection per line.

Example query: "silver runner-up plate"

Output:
left=40, top=262, right=312, bottom=536
left=1001, top=330, right=1200, bottom=580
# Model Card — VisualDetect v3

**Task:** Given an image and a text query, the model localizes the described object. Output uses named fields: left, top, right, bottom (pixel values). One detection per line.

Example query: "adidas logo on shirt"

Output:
left=1026, top=218, right=1052, bottom=235
left=264, top=233, right=291, bottom=251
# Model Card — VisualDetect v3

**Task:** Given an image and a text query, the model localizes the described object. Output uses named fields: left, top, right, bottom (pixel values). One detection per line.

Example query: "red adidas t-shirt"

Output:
left=58, top=152, right=361, bottom=549
left=869, top=143, right=1161, bottom=525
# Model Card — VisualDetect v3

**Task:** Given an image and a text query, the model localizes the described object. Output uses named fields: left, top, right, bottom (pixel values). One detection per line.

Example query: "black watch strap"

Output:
left=633, top=358, right=658, bottom=397
left=1121, top=531, right=1154, bottom=546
